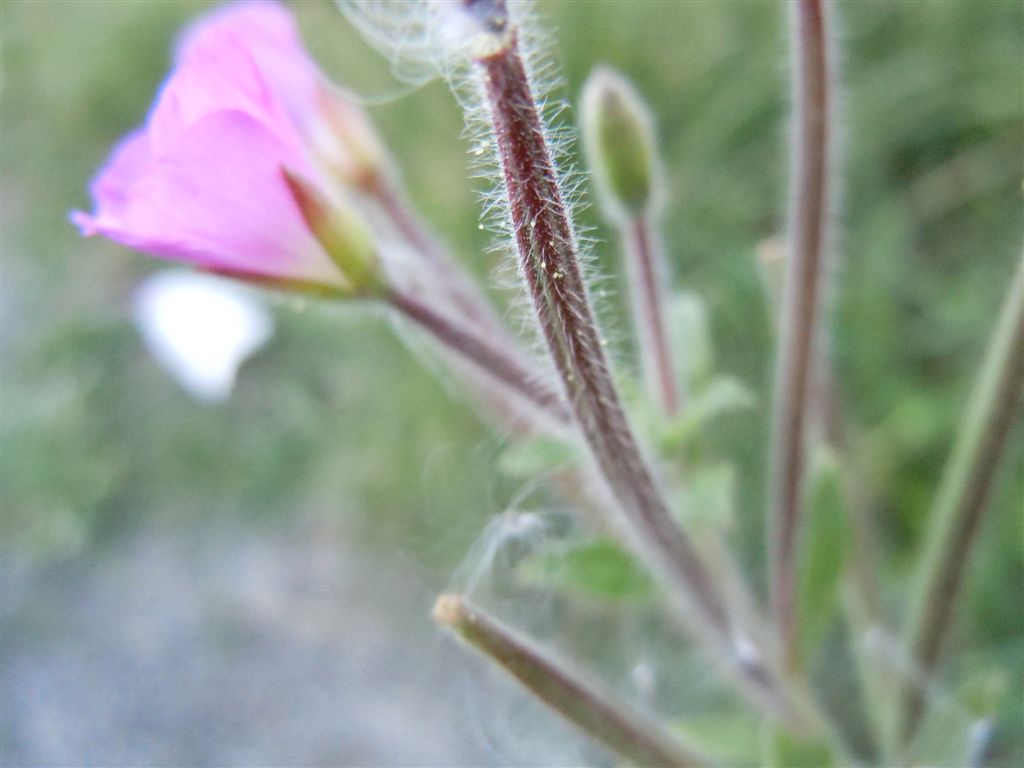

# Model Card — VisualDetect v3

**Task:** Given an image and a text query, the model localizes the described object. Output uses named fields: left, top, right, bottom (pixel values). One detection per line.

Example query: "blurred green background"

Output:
left=1, top=1, right=1021, bottom=765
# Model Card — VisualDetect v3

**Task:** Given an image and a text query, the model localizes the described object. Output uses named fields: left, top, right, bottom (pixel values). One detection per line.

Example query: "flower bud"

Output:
left=581, top=67, right=660, bottom=219
left=282, top=168, right=383, bottom=296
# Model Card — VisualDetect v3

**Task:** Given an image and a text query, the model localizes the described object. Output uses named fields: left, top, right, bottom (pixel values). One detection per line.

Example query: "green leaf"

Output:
left=672, top=712, right=761, bottom=765
left=520, top=538, right=654, bottom=600
left=762, top=726, right=835, bottom=768
left=497, top=436, right=579, bottom=478
left=672, top=463, right=738, bottom=531
left=798, top=445, right=849, bottom=660
left=657, top=376, right=757, bottom=450
left=958, top=667, right=1009, bottom=719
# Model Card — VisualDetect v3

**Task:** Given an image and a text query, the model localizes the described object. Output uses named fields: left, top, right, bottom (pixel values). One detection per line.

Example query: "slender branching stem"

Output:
left=769, top=0, right=833, bottom=671
left=464, top=7, right=819, bottom=731
left=759, top=237, right=884, bottom=626
left=434, top=594, right=712, bottom=768
left=386, top=288, right=570, bottom=424
left=366, top=174, right=503, bottom=331
left=366, top=175, right=447, bottom=268
left=367, top=172, right=575, bottom=430
left=759, top=236, right=888, bottom=758
left=819, top=351, right=889, bottom=760
left=626, top=214, right=680, bottom=415
left=896, top=255, right=1024, bottom=745
left=474, top=20, right=727, bottom=638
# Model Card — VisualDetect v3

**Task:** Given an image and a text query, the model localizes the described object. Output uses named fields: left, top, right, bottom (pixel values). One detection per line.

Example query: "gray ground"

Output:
left=1, top=519, right=493, bottom=767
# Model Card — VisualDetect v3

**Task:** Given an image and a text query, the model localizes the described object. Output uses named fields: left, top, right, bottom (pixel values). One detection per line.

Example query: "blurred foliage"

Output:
left=1, top=0, right=1022, bottom=763
left=520, top=538, right=654, bottom=601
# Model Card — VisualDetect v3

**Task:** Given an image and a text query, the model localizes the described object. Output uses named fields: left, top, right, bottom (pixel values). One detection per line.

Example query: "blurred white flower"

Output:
left=133, top=271, right=274, bottom=403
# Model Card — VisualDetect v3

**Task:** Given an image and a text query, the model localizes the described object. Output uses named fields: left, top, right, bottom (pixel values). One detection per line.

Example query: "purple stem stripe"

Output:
left=627, top=214, right=680, bottom=416
left=476, top=32, right=729, bottom=637
left=768, top=0, right=832, bottom=670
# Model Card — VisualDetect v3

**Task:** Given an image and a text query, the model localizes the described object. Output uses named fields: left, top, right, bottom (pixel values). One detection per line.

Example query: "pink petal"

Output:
left=147, top=31, right=299, bottom=156
left=79, top=109, right=344, bottom=288
left=76, top=128, right=153, bottom=230
left=176, top=1, right=304, bottom=67
left=173, top=1, right=322, bottom=134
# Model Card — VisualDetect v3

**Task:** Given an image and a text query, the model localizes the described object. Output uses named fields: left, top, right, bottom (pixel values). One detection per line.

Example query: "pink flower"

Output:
left=73, top=1, right=379, bottom=291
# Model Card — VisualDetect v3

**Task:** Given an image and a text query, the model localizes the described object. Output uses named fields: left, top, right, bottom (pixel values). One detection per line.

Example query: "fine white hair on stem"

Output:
left=341, top=0, right=627, bottom=419
left=338, top=0, right=522, bottom=88
left=447, top=506, right=562, bottom=624
left=336, top=0, right=470, bottom=87
left=342, top=0, right=809, bottom=727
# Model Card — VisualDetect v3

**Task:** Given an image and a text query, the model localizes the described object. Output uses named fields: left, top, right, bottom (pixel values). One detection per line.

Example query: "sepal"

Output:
left=282, top=167, right=383, bottom=296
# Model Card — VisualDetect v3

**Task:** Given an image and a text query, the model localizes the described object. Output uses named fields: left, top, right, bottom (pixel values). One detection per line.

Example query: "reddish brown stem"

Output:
left=769, top=0, right=832, bottom=670
left=476, top=34, right=729, bottom=638
left=387, top=288, right=570, bottom=422
left=366, top=174, right=510, bottom=332
left=627, top=214, right=680, bottom=415
left=459, top=0, right=815, bottom=731
left=435, top=594, right=710, bottom=768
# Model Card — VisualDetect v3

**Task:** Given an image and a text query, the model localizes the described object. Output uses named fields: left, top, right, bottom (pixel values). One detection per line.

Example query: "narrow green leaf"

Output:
left=672, top=463, right=738, bottom=531
left=497, top=436, right=579, bottom=478
left=673, top=712, right=761, bottom=765
left=762, top=725, right=836, bottom=768
left=798, top=445, right=849, bottom=660
left=521, top=538, right=654, bottom=600
left=657, top=376, right=757, bottom=450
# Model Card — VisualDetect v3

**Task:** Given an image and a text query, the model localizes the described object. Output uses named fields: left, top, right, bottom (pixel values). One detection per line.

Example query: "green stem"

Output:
left=434, top=594, right=713, bottom=768
left=897, top=254, right=1024, bottom=745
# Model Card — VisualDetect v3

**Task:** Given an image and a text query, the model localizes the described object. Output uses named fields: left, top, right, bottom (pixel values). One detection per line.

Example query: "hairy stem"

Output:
left=387, top=288, right=570, bottom=423
left=768, top=0, right=833, bottom=671
left=897, top=255, right=1024, bottom=745
left=759, top=237, right=884, bottom=627
left=626, top=214, right=680, bottom=415
left=475, top=23, right=727, bottom=638
left=758, top=236, right=888, bottom=758
left=460, top=3, right=821, bottom=728
left=434, top=594, right=711, bottom=768
left=366, top=175, right=502, bottom=330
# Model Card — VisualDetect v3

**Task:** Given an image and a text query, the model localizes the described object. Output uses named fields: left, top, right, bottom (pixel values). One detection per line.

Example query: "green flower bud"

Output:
left=282, top=168, right=384, bottom=296
left=581, top=67, right=660, bottom=218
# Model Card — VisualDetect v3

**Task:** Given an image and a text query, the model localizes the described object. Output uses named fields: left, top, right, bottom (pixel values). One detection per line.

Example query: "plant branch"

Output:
left=365, top=174, right=505, bottom=332
left=758, top=235, right=888, bottom=758
left=386, top=288, right=571, bottom=424
left=896, top=254, right=1024, bottom=745
left=434, top=593, right=712, bottom=768
left=474, top=22, right=728, bottom=638
left=462, top=8, right=820, bottom=731
left=768, top=0, right=834, bottom=671
left=626, top=214, right=680, bottom=415
left=758, top=235, right=884, bottom=628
